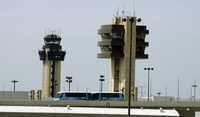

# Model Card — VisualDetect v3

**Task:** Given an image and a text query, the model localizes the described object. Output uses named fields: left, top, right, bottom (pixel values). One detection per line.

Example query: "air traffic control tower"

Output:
left=39, top=34, right=66, bottom=99
left=98, top=16, right=149, bottom=100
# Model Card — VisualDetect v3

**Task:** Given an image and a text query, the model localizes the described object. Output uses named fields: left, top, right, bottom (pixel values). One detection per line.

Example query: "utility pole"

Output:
left=165, top=87, right=168, bottom=97
left=177, top=78, right=180, bottom=101
left=165, top=87, right=168, bottom=102
left=11, top=80, right=18, bottom=93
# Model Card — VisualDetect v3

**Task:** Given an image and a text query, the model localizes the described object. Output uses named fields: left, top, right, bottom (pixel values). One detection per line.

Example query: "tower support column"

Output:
left=42, top=60, right=51, bottom=98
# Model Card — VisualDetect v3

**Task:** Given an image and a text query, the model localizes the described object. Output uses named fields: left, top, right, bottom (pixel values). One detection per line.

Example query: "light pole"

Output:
left=144, top=67, right=154, bottom=101
left=192, top=80, right=197, bottom=101
left=157, top=92, right=161, bottom=96
left=99, top=75, right=105, bottom=100
left=177, top=78, right=180, bottom=101
left=66, top=76, right=72, bottom=92
left=137, top=84, right=144, bottom=97
left=11, top=80, right=18, bottom=93
left=165, top=87, right=168, bottom=97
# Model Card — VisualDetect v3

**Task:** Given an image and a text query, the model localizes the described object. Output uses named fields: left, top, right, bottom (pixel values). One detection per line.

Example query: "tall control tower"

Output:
left=39, top=34, right=66, bottom=99
left=98, top=16, right=149, bottom=100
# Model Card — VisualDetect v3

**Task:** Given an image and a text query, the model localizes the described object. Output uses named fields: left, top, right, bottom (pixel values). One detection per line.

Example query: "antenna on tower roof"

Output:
left=116, top=7, right=119, bottom=16
left=114, top=0, right=136, bottom=17
left=114, top=0, right=122, bottom=17
left=122, top=9, right=125, bottom=17
left=51, top=30, right=56, bottom=35
left=133, top=0, right=136, bottom=16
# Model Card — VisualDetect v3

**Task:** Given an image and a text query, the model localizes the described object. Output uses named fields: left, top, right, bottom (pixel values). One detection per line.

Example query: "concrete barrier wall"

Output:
left=0, top=91, right=29, bottom=100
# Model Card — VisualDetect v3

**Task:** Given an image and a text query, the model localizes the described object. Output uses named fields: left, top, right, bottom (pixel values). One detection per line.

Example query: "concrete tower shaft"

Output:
left=39, top=34, right=66, bottom=99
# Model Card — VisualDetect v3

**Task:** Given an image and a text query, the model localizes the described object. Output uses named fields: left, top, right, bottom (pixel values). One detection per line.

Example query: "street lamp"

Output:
left=66, top=76, right=72, bottom=92
left=99, top=75, right=105, bottom=100
left=144, top=67, right=154, bottom=101
left=192, top=80, right=198, bottom=101
left=11, top=80, right=18, bottom=93
left=157, top=92, right=161, bottom=96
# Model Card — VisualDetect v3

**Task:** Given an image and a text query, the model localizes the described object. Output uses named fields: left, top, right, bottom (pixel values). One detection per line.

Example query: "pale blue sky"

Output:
left=0, top=0, right=199, bottom=99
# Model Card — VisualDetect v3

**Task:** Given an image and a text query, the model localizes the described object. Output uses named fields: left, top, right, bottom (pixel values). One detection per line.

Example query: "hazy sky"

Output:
left=0, top=0, right=199, bottom=99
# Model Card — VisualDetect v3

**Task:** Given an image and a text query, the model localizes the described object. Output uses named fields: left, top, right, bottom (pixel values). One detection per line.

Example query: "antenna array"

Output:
left=114, top=0, right=136, bottom=17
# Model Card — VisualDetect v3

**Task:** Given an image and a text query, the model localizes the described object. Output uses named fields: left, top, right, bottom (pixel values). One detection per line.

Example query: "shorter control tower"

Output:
left=39, top=34, right=66, bottom=99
